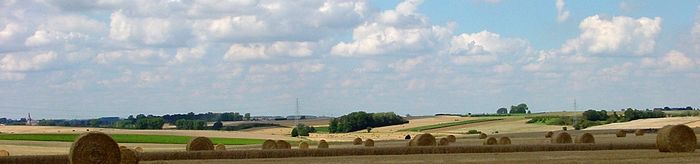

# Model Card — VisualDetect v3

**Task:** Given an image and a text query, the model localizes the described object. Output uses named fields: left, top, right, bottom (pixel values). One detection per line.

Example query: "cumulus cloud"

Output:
left=0, top=52, right=57, bottom=72
left=561, top=15, right=662, bottom=55
left=556, top=0, right=570, bottom=22
left=449, top=30, right=530, bottom=65
left=331, top=0, right=453, bottom=57
left=389, top=56, right=425, bottom=72
left=641, top=50, right=695, bottom=72
left=224, top=42, right=314, bottom=61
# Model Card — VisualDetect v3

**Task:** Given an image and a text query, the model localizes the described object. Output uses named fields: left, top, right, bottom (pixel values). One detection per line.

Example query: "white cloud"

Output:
left=353, top=60, right=381, bottom=73
left=389, top=56, right=425, bottom=72
left=556, top=0, right=570, bottom=22
left=493, top=63, right=513, bottom=73
left=331, top=0, right=453, bottom=57
left=641, top=50, right=695, bottom=72
left=94, top=49, right=169, bottom=64
left=170, top=45, right=207, bottom=64
left=561, top=15, right=662, bottom=55
left=109, top=10, right=186, bottom=45
left=0, top=52, right=57, bottom=71
left=224, top=42, right=313, bottom=61
left=449, top=30, right=530, bottom=65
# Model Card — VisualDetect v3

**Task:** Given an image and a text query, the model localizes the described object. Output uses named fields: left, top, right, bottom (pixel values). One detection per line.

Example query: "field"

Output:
left=0, top=133, right=264, bottom=145
left=1, top=114, right=700, bottom=163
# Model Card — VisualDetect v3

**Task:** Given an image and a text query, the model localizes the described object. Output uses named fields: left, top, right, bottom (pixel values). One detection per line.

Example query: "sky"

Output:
left=2, top=0, right=700, bottom=119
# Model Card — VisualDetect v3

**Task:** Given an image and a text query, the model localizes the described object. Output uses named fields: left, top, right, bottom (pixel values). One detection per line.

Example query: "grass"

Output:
left=0, top=133, right=264, bottom=145
left=398, top=118, right=503, bottom=132
left=314, top=126, right=330, bottom=133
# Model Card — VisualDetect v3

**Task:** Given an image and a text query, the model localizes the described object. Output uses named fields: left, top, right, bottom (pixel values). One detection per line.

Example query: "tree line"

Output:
left=328, top=111, right=408, bottom=133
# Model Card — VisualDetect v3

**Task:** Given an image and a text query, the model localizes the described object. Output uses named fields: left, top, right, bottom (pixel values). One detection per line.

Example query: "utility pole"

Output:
left=295, top=98, right=300, bottom=138
left=573, top=98, right=577, bottom=129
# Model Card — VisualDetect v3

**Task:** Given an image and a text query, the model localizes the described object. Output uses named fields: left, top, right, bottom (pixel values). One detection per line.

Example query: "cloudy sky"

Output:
left=2, top=0, right=700, bottom=119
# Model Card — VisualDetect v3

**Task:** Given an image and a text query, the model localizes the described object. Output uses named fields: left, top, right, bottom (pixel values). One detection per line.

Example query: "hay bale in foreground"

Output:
left=262, top=139, right=277, bottom=150
left=0, top=150, right=9, bottom=156
left=69, top=131, right=121, bottom=164
left=657, top=124, right=697, bottom=152
left=408, top=134, right=421, bottom=146
left=575, top=133, right=595, bottom=144
left=186, top=137, right=214, bottom=151
left=409, top=133, right=436, bottom=146
left=215, top=144, right=226, bottom=151
left=478, top=133, right=487, bottom=139
left=483, top=137, right=497, bottom=145
left=119, top=148, right=139, bottom=164
left=299, top=142, right=309, bottom=149
left=545, top=131, right=553, bottom=138
left=364, top=139, right=375, bottom=147
left=498, top=137, right=511, bottom=145
left=552, top=132, right=572, bottom=144
left=134, top=147, right=143, bottom=153
left=318, top=140, right=329, bottom=149
left=635, top=129, right=645, bottom=136
left=275, top=140, right=291, bottom=149
left=446, top=135, right=456, bottom=143
left=353, top=137, right=363, bottom=145
left=616, top=130, right=627, bottom=137
left=438, top=138, right=449, bottom=146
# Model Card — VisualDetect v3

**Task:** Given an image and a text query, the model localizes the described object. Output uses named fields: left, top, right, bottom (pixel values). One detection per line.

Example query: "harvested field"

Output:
left=0, top=126, right=295, bottom=141
left=140, top=150, right=700, bottom=164
left=587, top=117, right=700, bottom=130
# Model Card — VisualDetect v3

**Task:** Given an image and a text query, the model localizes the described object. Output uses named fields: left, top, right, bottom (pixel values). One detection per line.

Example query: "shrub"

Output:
left=291, top=124, right=317, bottom=137
left=467, top=130, right=480, bottom=134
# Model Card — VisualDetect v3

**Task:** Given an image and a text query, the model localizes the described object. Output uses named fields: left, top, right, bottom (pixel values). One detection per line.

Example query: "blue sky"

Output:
left=1, top=0, right=700, bottom=119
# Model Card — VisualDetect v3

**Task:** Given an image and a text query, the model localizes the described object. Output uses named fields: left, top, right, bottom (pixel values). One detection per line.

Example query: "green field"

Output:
left=0, top=133, right=264, bottom=145
left=398, top=118, right=504, bottom=132
left=314, top=126, right=330, bottom=133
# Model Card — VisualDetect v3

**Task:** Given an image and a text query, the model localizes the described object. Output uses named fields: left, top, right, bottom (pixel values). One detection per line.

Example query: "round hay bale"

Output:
left=438, top=138, right=449, bottom=146
left=186, top=137, right=214, bottom=151
left=545, top=131, right=554, bottom=138
left=318, top=140, right=329, bottom=149
left=657, top=124, right=697, bottom=152
left=275, top=140, right=291, bottom=149
left=215, top=144, right=226, bottom=151
left=262, top=139, right=277, bottom=150
left=616, top=130, right=627, bottom=137
left=575, top=133, right=595, bottom=144
left=410, top=133, right=436, bottom=146
left=483, top=137, right=497, bottom=145
left=446, top=135, right=456, bottom=143
left=69, top=132, right=121, bottom=164
left=299, top=141, right=309, bottom=149
left=478, top=133, right=487, bottom=139
left=119, top=148, right=138, bottom=164
left=498, top=137, right=511, bottom=145
left=0, top=149, right=9, bottom=156
left=408, top=134, right=422, bottom=146
left=364, top=139, right=375, bottom=147
left=635, top=129, right=645, bottom=136
left=134, top=147, right=143, bottom=153
left=352, top=137, right=363, bottom=145
left=551, top=132, right=572, bottom=144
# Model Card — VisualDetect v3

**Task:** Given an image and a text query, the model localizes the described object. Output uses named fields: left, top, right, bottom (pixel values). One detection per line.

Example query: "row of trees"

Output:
left=174, top=119, right=208, bottom=130
left=496, top=103, right=530, bottom=114
left=160, top=112, right=250, bottom=124
left=328, top=111, right=408, bottom=133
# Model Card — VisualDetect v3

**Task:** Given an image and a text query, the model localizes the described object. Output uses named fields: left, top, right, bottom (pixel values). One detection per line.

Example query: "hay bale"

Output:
left=446, top=135, right=456, bottom=143
left=352, top=137, right=363, bottom=145
left=616, top=130, right=627, bottom=137
left=438, top=138, right=449, bottom=146
left=215, top=144, right=226, bottom=151
left=69, top=132, right=121, bottom=164
left=408, top=134, right=421, bottom=146
left=498, top=137, right=511, bottom=145
left=483, top=137, right=497, bottom=145
left=635, top=129, right=645, bottom=136
left=186, top=137, right=214, bottom=151
left=551, top=132, right=572, bottom=144
left=298, top=141, right=309, bottom=149
left=119, top=148, right=139, bottom=164
left=657, top=124, right=697, bottom=152
left=134, top=147, right=143, bottom=153
left=545, top=131, right=553, bottom=138
left=318, top=140, right=329, bottom=149
left=409, top=133, right=436, bottom=146
left=364, top=139, right=375, bottom=147
left=262, top=139, right=277, bottom=150
left=575, top=133, right=595, bottom=144
left=478, top=133, right=487, bottom=139
left=0, top=150, right=9, bottom=156
left=275, top=140, right=291, bottom=149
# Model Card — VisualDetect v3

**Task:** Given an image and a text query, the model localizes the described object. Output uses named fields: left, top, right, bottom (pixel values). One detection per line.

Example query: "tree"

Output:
left=329, top=111, right=407, bottom=133
left=244, top=113, right=251, bottom=121
left=496, top=108, right=508, bottom=114
left=212, top=120, right=223, bottom=130
left=88, top=119, right=101, bottom=127
left=509, top=103, right=529, bottom=114
left=291, top=124, right=316, bottom=137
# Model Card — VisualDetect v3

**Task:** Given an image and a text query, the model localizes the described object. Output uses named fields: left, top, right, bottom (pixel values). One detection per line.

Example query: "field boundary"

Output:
left=0, top=143, right=659, bottom=163
left=0, top=133, right=264, bottom=145
left=398, top=118, right=503, bottom=132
